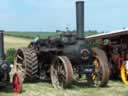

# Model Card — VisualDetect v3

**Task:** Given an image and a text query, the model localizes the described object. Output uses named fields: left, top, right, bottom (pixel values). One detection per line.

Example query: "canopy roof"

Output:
left=86, top=28, right=128, bottom=40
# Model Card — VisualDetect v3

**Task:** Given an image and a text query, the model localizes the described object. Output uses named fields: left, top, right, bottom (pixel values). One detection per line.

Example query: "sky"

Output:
left=0, top=0, right=128, bottom=32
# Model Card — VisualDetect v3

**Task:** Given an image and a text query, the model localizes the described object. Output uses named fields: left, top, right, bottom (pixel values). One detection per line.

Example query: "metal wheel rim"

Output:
left=15, top=50, right=26, bottom=75
left=92, top=48, right=110, bottom=87
left=51, top=56, right=73, bottom=89
left=93, top=57, right=103, bottom=87
left=51, top=57, right=66, bottom=89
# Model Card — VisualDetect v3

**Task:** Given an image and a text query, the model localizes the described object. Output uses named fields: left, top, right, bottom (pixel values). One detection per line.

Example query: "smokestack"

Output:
left=0, top=30, right=5, bottom=60
left=76, top=0, right=84, bottom=38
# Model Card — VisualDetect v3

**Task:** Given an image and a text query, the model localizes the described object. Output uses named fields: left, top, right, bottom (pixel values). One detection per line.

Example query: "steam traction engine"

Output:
left=87, top=29, right=128, bottom=84
left=0, top=30, right=22, bottom=93
left=14, top=1, right=110, bottom=89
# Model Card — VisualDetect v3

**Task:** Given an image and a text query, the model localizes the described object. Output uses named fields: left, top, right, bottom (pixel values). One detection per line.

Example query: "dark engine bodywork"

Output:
left=28, top=1, right=94, bottom=78
left=29, top=32, right=94, bottom=78
left=0, top=61, right=10, bottom=82
left=0, top=31, right=10, bottom=82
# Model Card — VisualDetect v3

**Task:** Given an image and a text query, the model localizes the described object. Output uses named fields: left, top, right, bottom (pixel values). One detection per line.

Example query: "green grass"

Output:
left=5, top=31, right=98, bottom=39
left=4, top=36, right=31, bottom=50
left=0, top=80, right=128, bottom=96
left=5, top=32, right=58, bottom=39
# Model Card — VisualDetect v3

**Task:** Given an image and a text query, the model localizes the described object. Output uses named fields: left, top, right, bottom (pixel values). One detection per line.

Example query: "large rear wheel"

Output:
left=14, top=48, right=38, bottom=81
left=92, top=48, right=110, bottom=87
left=50, top=56, right=73, bottom=89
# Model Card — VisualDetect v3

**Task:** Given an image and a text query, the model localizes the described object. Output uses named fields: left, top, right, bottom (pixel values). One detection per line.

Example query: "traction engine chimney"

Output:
left=76, top=0, right=85, bottom=38
left=0, top=30, right=5, bottom=61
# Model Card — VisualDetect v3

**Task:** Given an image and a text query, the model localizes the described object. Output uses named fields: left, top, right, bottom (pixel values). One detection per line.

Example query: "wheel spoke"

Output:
left=57, top=60, right=62, bottom=71
left=17, top=55, right=23, bottom=60
left=17, top=64, right=25, bottom=73
left=53, top=68, right=58, bottom=76
left=58, top=64, right=65, bottom=75
left=61, top=74, right=66, bottom=82
left=51, top=56, right=73, bottom=89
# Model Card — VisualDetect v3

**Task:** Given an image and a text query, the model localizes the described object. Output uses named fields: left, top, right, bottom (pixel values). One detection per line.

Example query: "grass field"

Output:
left=5, top=31, right=98, bottom=39
left=1, top=80, right=128, bottom=96
left=4, top=36, right=31, bottom=50
left=5, top=32, right=58, bottom=39
left=1, top=35, right=128, bottom=96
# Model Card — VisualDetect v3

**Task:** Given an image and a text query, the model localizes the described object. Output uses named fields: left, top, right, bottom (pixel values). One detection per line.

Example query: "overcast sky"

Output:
left=0, top=0, right=128, bottom=32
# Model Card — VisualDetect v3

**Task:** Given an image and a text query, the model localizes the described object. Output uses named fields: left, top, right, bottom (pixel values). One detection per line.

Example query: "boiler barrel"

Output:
left=0, top=30, right=5, bottom=60
left=76, top=1, right=85, bottom=38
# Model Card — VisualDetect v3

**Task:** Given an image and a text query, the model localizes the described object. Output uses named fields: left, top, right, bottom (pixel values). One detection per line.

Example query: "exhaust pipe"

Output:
left=0, top=30, right=5, bottom=61
left=76, top=0, right=85, bottom=38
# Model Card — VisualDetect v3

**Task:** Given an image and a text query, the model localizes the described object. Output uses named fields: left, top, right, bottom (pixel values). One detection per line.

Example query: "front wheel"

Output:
left=50, top=56, right=73, bottom=89
left=12, top=73, right=23, bottom=93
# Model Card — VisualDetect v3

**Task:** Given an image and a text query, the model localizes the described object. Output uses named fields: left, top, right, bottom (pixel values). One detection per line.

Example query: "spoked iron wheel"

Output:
left=92, top=57, right=104, bottom=86
left=14, top=48, right=26, bottom=80
left=12, top=73, right=22, bottom=93
left=15, top=48, right=38, bottom=80
left=121, top=63, right=128, bottom=85
left=92, top=48, right=110, bottom=87
left=50, top=56, right=73, bottom=89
